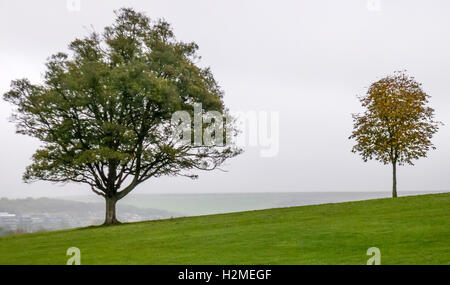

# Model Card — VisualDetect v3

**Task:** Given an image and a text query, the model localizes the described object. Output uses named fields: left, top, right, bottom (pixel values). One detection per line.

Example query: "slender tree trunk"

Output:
left=392, top=161, right=397, bottom=198
left=104, top=196, right=120, bottom=225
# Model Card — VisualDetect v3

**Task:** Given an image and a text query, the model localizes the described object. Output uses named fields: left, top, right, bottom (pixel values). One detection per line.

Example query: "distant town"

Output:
left=0, top=197, right=178, bottom=236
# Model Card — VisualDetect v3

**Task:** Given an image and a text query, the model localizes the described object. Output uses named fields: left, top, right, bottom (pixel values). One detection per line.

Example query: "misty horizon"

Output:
left=2, top=0, right=450, bottom=199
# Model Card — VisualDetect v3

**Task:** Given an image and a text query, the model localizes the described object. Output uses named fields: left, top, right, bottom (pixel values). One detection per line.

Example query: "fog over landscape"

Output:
left=1, top=0, right=450, bottom=199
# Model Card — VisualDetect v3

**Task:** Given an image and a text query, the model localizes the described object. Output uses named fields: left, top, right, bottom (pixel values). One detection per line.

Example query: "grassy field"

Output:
left=0, top=192, right=449, bottom=265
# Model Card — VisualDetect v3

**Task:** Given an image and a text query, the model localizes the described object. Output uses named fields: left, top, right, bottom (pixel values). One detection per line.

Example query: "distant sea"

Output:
left=66, top=191, right=446, bottom=217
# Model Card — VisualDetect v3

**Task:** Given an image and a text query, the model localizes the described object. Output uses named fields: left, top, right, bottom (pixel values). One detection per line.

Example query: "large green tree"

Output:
left=4, top=8, right=241, bottom=225
left=349, top=71, right=441, bottom=198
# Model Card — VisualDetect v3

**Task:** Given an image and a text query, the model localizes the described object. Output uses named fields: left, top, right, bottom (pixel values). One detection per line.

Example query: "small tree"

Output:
left=3, top=8, right=241, bottom=225
left=349, top=71, right=441, bottom=198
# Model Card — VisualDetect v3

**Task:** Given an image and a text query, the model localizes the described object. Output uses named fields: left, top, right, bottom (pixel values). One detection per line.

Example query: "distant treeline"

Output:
left=0, top=197, right=176, bottom=217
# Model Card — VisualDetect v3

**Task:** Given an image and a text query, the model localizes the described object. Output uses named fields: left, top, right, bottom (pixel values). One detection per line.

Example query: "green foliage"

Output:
left=3, top=9, right=241, bottom=208
left=350, top=71, right=441, bottom=166
left=0, top=193, right=449, bottom=264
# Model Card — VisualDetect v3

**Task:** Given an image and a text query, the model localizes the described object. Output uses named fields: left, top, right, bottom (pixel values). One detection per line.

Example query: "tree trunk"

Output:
left=392, top=161, right=398, bottom=198
left=104, top=196, right=120, bottom=225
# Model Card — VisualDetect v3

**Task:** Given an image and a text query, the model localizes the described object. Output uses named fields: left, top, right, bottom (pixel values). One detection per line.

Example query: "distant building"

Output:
left=0, top=212, right=18, bottom=231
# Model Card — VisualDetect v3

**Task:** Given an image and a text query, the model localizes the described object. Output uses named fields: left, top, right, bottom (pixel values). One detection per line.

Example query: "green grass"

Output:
left=1, top=192, right=449, bottom=265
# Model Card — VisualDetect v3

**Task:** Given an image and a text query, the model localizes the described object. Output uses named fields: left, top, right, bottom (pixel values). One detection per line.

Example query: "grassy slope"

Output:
left=0, top=193, right=449, bottom=265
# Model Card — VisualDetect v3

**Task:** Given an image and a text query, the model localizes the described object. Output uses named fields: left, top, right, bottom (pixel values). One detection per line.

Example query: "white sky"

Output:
left=1, top=0, right=450, bottom=198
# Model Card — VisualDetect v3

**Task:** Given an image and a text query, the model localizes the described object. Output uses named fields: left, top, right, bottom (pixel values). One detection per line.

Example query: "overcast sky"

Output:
left=1, top=0, right=450, bottom=198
